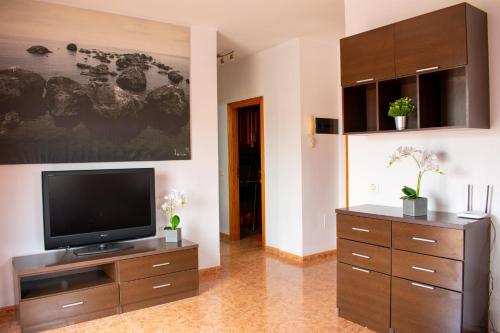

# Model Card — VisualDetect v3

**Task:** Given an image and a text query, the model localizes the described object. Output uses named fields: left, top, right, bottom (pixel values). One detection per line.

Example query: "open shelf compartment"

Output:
left=343, top=83, right=377, bottom=133
left=378, top=76, right=418, bottom=131
left=20, top=264, right=116, bottom=300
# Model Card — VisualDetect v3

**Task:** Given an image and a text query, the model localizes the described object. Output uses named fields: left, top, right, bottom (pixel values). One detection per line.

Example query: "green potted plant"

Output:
left=160, top=190, right=187, bottom=243
left=388, top=146, right=443, bottom=216
left=388, top=97, right=416, bottom=130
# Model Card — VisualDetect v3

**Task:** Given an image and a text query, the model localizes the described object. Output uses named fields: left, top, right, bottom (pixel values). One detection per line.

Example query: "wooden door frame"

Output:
left=227, top=96, right=265, bottom=245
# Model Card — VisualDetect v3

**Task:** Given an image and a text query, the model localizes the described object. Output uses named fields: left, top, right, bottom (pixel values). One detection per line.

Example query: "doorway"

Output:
left=227, top=97, right=265, bottom=245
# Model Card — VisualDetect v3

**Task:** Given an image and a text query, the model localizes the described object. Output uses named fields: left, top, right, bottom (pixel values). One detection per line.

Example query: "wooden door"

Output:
left=394, top=3, right=467, bottom=76
left=340, top=25, right=395, bottom=86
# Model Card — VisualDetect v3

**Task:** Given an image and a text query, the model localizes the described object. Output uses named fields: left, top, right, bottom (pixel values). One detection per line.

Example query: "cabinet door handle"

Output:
left=152, top=262, right=170, bottom=268
left=351, top=227, right=370, bottom=233
left=62, top=301, right=84, bottom=308
left=352, top=266, right=370, bottom=273
left=411, top=236, right=436, bottom=243
left=352, top=252, right=371, bottom=259
left=412, top=265, right=436, bottom=273
left=356, top=78, right=374, bottom=83
left=153, top=283, right=172, bottom=289
left=416, top=66, right=439, bottom=73
left=411, top=282, right=435, bottom=290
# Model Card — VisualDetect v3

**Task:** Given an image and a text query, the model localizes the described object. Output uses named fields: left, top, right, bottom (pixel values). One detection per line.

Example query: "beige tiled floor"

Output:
left=1, top=236, right=373, bottom=332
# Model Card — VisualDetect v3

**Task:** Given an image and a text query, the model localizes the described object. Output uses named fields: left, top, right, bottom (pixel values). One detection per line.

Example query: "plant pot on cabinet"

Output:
left=403, top=197, right=427, bottom=216
left=165, top=228, right=181, bottom=243
left=394, top=116, right=407, bottom=130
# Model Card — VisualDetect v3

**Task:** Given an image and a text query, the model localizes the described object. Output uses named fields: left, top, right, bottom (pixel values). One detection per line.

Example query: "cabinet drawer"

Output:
left=392, top=249, right=463, bottom=291
left=391, top=276, right=462, bottom=333
left=337, top=263, right=390, bottom=333
left=338, top=239, right=391, bottom=274
left=337, top=214, right=391, bottom=247
left=392, top=222, right=464, bottom=260
left=118, top=249, right=198, bottom=282
left=120, top=269, right=198, bottom=305
left=20, top=284, right=118, bottom=327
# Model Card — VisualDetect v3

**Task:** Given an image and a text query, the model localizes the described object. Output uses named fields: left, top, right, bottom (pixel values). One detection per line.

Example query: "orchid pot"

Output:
left=160, top=190, right=187, bottom=243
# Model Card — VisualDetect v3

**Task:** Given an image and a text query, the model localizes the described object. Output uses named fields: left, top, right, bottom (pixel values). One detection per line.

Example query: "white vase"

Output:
left=165, top=228, right=181, bottom=243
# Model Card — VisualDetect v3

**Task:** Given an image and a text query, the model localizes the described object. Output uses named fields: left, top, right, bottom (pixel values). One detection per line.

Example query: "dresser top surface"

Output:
left=336, top=204, right=489, bottom=230
left=13, top=238, right=198, bottom=277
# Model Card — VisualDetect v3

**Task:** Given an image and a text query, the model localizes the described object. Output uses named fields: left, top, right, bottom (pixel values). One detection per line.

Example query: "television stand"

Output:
left=74, top=242, right=134, bottom=256
left=12, top=238, right=198, bottom=333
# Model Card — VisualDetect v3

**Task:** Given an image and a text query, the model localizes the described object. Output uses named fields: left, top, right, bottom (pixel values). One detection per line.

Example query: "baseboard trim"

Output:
left=219, top=233, right=230, bottom=241
left=265, top=246, right=336, bottom=264
left=198, top=265, right=222, bottom=277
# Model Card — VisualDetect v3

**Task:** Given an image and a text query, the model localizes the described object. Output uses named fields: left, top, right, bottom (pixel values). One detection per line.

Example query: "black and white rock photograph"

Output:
left=0, top=35, right=190, bottom=164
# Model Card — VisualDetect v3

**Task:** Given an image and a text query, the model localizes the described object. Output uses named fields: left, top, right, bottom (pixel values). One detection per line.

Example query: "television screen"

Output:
left=42, top=168, right=156, bottom=249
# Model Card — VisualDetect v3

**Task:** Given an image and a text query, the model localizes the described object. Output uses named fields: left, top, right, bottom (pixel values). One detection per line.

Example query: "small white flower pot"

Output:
left=403, top=197, right=427, bottom=216
left=395, top=116, right=407, bottom=130
left=165, top=228, right=181, bottom=243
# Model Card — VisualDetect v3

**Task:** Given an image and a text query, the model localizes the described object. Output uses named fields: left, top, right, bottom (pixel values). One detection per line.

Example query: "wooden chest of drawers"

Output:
left=336, top=205, right=490, bottom=333
left=13, top=238, right=199, bottom=333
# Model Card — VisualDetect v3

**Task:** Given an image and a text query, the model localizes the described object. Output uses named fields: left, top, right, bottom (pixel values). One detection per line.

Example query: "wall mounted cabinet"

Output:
left=340, top=3, right=489, bottom=134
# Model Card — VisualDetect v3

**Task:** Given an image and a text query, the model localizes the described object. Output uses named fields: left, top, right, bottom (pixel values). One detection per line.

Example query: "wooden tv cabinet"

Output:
left=12, top=238, right=199, bottom=333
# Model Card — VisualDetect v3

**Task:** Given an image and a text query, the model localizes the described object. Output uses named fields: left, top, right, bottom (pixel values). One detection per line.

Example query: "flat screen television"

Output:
left=42, top=168, right=156, bottom=255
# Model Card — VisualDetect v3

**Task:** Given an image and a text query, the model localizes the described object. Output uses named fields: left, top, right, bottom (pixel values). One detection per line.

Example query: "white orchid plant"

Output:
left=388, top=146, right=444, bottom=199
left=160, top=190, right=187, bottom=230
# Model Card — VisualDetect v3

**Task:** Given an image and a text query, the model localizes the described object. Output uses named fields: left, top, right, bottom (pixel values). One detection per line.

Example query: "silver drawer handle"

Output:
left=153, top=283, right=171, bottom=289
left=62, top=301, right=84, bottom=309
left=352, top=227, right=370, bottom=233
left=416, top=66, right=439, bottom=73
left=411, top=282, right=435, bottom=290
left=412, top=236, right=436, bottom=243
left=412, top=265, right=436, bottom=273
left=352, top=266, right=370, bottom=273
left=152, top=262, right=170, bottom=268
left=356, top=78, right=374, bottom=83
left=352, top=252, right=371, bottom=259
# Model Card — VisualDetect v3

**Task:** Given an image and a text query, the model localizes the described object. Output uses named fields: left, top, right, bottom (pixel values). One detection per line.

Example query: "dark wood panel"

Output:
left=340, top=25, right=395, bottom=86
left=19, top=284, right=119, bottom=327
left=13, top=238, right=198, bottom=278
left=392, top=249, right=463, bottom=291
left=337, top=239, right=391, bottom=274
left=337, top=214, right=391, bottom=247
left=337, top=263, right=390, bottom=333
left=391, top=276, right=462, bottom=333
left=343, top=83, right=377, bottom=133
left=392, top=222, right=464, bottom=260
left=394, top=3, right=467, bottom=76
left=120, top=269, right=198, bottom=305
left=121, top=289, right=198, bottom=313
left=118, top=248, right=198, bottom=282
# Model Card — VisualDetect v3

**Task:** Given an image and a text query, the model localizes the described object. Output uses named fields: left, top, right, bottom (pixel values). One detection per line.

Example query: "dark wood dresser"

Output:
left=336, top=205, right=490, bottom=333
left=12, top=238, right=199, bottom=333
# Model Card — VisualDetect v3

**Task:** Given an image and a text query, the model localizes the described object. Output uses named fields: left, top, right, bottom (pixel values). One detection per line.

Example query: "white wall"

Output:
left=299, top=34, right=343, bottom=256
left=344, top=0, right=500, bottom=327
left=218, top=40, right=304, bottom=255
left=0, top=22, right=219, bottom=309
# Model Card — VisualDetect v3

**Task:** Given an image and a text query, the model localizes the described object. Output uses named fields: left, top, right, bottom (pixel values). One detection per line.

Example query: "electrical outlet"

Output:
left=369, top=183, right=378, bottom=193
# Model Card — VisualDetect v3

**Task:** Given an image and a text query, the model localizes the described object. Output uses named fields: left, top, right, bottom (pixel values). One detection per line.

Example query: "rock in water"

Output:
left=168, top=71, right=184, bottom=84
left=90, top=64, right=110, bottom=75
left=0, top=68, right=46, bottom=119
left=145, top=85, right=188, bottom=133
left=66, top=43, right=77, bottom=52
left=76, top=63, right=91, bottom=69
left=45, top=77, right=92, bottom=127
left=85, top=82, right=145, bottom=140
left=26, top=45, right=52, bottom=55
left=116, top=67, right=147, bottom=92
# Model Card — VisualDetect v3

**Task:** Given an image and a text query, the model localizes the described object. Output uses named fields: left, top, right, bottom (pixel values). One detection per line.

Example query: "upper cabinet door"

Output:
left=395, top=4, right=467, bottom=76
left=340, top=25, right=395, bottom=87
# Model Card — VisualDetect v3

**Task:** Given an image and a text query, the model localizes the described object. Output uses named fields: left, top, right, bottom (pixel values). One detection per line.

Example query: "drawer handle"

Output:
left=152, top=262, right=171, bottom=268
left=411, top=236, right=436, bottom=243
left=416, top=66, right=439, bottom=73
left=61, top=301, right=84, bottom=309
left=351, top=227, right=370, bottom=233
left=352, top=266, right=370, bottom=273
left=411, top=282, right=435, bottom=290
left=351, top=252, right=371, bottom=259
left=356, top=78, right=374, bottom=83
left=153, top=283, right=172, bottom=289
left=412, top=265, right=436, bottom=273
